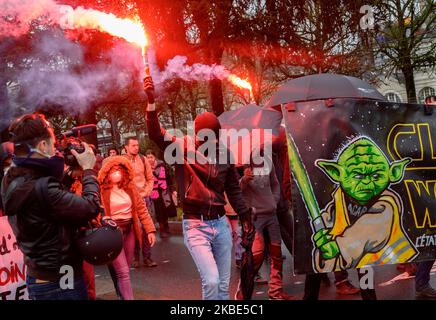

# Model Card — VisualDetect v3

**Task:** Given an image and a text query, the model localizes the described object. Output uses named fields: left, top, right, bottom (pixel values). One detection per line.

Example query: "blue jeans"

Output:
left=416, top=260, right=435, bottom=291
left=183, top=215, right=232, bottom=300
left=26, top=274, right=88, bottom=300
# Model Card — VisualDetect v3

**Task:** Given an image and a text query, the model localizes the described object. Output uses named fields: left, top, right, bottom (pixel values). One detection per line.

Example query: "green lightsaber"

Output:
left=284, top=122, right=325, bottom=233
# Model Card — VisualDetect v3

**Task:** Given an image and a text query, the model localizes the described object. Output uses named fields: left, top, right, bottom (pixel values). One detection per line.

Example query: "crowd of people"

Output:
left=0, top=75, right=436, bottom=300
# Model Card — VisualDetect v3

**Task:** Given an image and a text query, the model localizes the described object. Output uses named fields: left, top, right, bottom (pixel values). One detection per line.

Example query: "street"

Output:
left=94, top=231, right=436, bottom=300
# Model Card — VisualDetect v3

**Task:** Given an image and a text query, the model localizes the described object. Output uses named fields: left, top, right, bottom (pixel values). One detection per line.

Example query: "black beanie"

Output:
left=194, top=112, right=221, bottom=138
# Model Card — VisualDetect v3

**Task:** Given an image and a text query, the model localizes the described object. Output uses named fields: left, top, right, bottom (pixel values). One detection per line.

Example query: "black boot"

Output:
left=303, top=273, right=322, bottom=300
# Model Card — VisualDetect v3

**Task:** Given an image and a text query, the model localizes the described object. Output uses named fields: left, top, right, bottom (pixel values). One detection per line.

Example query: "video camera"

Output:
left=57, top=124, right=97, bottom=168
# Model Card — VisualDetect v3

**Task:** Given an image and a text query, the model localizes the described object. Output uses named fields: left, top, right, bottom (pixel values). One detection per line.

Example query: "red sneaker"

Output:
left=336, top=280, right=359, bottom=295
left=269, top=291, right=296, bottom=300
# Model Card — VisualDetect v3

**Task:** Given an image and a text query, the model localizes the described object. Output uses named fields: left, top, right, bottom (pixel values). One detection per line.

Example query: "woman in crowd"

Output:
left=145, top=149, right=177, bottom=238
left=108, top=146, right=119, bottom=157
left=98, top=156, right=156, bottom=300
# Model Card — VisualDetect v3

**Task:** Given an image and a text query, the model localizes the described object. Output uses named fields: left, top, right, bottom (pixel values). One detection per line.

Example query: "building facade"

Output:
left=377, top=69, right=436, bottom=104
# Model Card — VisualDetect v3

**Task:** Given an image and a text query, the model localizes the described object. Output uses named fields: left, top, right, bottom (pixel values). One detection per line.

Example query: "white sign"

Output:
left=0, top=217, right=29, bottom=300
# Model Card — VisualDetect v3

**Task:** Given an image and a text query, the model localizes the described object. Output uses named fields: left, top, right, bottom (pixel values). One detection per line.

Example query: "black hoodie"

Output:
left=146, top=110, right=250, bottom=219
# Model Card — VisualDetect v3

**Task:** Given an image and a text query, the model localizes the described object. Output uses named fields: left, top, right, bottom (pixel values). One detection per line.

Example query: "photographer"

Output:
left=59, top=137, right=100, bottom=300
left=1, top=113, right=100, bottom=300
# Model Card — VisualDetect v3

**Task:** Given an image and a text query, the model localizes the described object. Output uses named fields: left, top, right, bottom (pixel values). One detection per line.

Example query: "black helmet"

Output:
left=75, top=219, right=123, bottom=265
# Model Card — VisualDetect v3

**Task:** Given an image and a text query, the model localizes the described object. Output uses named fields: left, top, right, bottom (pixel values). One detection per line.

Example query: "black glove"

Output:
left=241, top=225, right=255, bottom=249
left=143, top=76, right=155, bottom=104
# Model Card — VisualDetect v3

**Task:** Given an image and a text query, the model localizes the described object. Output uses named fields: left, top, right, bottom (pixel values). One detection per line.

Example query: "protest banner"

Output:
left=0, top=216, right=28, bottom=300
left=283, top=99, right=436, bottom=274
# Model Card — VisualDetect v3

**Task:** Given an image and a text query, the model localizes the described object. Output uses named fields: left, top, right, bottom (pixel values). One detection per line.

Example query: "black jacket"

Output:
left=146, top=110, right=250, bottom=218
left=1, top=165, right=100, bottom=281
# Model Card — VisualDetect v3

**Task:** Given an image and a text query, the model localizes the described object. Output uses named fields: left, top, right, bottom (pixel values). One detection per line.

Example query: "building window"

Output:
left=385, top=92, right=402, bottom=103
left=419, top=87, right=435, bottom=103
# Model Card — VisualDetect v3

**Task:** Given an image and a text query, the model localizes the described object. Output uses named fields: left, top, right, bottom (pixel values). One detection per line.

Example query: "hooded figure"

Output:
left=194, top=112, right=221, bottom=137
left=145, top=76, right=254, bottom=300
left=98, top=156, right=156, bottom=247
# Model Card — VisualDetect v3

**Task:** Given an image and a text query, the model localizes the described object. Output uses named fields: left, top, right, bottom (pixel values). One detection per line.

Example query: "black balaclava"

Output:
left=194, top=112, right=221, bottom=141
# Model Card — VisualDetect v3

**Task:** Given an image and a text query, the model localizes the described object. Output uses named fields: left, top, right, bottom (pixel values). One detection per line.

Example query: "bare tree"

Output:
left=371, top=0, right=435, bottom=103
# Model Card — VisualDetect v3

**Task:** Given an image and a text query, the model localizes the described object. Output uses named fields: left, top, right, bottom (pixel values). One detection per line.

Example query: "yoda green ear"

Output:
left=389, top=158, right=412, bottom=183
left=316, top=160, right=343, bottom=183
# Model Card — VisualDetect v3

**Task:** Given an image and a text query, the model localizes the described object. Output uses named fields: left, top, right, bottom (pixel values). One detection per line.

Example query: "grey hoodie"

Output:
left=240, top=163, right=280, bottom=215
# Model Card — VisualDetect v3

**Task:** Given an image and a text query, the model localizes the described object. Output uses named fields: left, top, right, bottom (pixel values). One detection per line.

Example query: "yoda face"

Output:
left=316, top=138, right=410, bottom=204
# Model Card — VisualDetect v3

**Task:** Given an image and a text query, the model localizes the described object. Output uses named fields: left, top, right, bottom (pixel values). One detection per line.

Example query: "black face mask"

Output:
left=13, top=154, right=65, bottom=180
left=194, top=113, right=221, bottom=140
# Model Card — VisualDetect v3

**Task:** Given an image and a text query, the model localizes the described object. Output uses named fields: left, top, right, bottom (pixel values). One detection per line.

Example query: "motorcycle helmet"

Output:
left=75, top=218, right=123, bottom=265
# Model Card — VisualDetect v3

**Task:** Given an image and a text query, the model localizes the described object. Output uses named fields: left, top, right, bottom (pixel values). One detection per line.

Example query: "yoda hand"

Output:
left=313, top=229, right=340, bottom=260
left=319, top=241, right=340, bottom=259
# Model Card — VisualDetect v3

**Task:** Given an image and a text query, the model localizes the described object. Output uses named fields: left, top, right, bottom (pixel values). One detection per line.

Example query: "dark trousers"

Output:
left=303, top=270, right=377, bottom=300
left=26, top=275, right=88, bottom=300
left=134, top=226, right=152, bottom=261
left=134, top=197, right=153, bottom=262
left=275, top=204, right=293, bottom=256
left=416, top=260, right=435, bottom=291
left=153, top=197, right=169, bottom=227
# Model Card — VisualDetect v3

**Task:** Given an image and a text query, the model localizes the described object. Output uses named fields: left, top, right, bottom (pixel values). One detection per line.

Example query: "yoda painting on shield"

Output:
left=312, top=136, right=417, bottom=272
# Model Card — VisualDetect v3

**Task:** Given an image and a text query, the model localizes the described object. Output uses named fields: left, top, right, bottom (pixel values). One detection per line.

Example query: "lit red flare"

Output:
left=227, top=74, right=253, bottom=99
left=59, top=6, right=255, bottom=94
left=61, top=7, right=148, bottom=55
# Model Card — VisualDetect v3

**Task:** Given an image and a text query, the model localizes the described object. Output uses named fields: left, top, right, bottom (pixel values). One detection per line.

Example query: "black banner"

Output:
left=282, top=99, right=436, bottom=274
